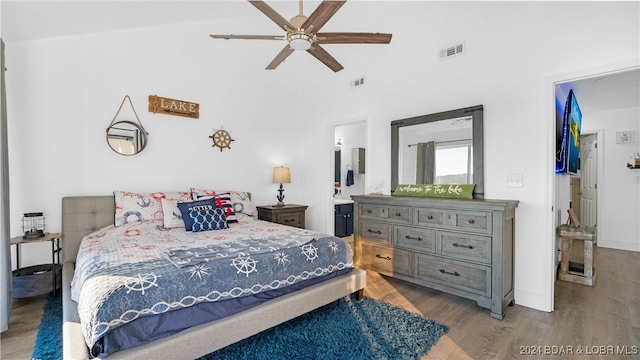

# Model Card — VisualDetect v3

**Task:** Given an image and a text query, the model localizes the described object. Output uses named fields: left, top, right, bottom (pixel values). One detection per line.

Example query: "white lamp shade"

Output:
left=273, top=167, right=291, bottom=184
left=289, top=37, right=312, bottom=51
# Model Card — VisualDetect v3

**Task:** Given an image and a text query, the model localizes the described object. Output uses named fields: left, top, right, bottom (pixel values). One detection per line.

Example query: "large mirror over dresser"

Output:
left=391, top=105, right=484, bottom=198
left=353, top=105, right=518, bottom=320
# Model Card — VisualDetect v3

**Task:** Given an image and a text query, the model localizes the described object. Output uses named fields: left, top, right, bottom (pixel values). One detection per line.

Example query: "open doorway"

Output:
left=550, top=64, right=639, bottom=311
left=326, top=117, right=367, bottom=237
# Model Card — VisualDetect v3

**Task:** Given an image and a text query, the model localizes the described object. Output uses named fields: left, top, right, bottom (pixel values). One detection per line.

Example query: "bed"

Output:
left=61, top=193, right=366, bottom=359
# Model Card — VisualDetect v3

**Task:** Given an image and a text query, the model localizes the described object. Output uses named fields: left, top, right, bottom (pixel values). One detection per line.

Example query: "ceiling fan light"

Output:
left=288, top=34, right=312, bottom=51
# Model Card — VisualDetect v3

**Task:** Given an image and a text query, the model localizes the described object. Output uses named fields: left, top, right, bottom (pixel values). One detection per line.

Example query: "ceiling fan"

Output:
left=209, top=0, right=392, bottom=72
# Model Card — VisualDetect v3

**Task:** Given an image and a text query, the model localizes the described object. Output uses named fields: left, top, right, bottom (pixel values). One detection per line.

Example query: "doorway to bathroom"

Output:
left=329, top=118, right=367, bottom=246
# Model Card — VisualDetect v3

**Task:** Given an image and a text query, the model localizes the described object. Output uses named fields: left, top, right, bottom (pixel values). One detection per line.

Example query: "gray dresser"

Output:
left=352, top=195, right=518, bottom=319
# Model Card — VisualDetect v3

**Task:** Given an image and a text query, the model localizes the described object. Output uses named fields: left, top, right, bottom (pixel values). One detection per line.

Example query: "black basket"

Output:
left=12, top=264, right=62, bottom=298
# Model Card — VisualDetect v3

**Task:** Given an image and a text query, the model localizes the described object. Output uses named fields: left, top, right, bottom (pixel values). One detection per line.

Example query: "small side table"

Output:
left=257, top=204, right=308, bottom=229
left=10, top=232, right=62, bottom=297
left=557, top=225, right=596, bottom=286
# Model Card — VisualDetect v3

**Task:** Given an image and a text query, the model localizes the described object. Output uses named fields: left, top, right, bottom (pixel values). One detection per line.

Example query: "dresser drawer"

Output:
left=440, top=232, right=492, bottom=264
left=416, top=208, right=491, bottom=234
left=359, top=204, right=412, bottom=224
left=359, top=242, right=410, bottom=276
left=358, top=221, right=391, bottom=244
left=415, top=208, right=446, bottom=226
left=275, top=212, right=303, bottom=228
left=395, top=226, right=436, bottom=253
left=453, top=211, right=492, bottom=233
left=415, top=254, right=491, bottom=297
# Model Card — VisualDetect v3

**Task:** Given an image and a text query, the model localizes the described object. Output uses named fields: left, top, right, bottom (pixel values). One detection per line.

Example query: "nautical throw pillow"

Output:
left=228, top=191, right=256, bottom=216
left=191, top=188, right=256, bottom=217
left=212, top=193, right=238, bottom=223
left=160, top=198, right=186, bottom=229
left=393, top=184, right=475, bottom=199
left=189, top=207, right=228, bottom=232
left=176, top=199, right=218, bottom=231
left=114, top=190, right=192, bottom=227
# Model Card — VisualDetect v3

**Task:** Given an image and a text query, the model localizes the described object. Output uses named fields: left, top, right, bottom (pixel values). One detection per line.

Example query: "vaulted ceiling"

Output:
left=2, top=1, right=638, bottom=113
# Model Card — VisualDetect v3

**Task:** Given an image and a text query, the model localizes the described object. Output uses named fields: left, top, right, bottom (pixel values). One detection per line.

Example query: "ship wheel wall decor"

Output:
left=210, top=128, right=235, bottom=151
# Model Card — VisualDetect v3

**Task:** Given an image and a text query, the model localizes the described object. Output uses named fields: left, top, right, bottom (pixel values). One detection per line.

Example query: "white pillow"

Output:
left=161, top=198, right=187, bottom=229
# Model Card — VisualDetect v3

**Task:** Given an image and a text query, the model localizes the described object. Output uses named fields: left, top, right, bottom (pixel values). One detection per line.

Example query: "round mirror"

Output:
left=106, top=120, right=148, bottom=156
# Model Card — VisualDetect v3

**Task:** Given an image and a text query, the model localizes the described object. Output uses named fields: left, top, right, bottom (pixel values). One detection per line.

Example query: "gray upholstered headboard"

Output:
left=61, top=196, right=115, bottom=264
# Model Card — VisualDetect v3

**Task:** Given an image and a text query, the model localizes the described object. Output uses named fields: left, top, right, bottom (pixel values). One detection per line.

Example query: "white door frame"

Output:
left=546, top=58, right=639, bottom=312
left=326, top=116, right=368, bottom=235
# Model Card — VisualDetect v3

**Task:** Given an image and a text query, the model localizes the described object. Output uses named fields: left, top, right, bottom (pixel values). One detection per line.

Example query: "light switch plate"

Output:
left=507, top=173, right=523, bottom=187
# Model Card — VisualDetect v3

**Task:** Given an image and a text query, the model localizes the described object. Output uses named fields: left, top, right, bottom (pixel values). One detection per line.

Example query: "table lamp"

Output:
left=272, top=166, right=291, bottom=206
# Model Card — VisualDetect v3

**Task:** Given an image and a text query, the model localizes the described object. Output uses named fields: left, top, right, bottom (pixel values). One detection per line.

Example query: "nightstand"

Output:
left=10, top=232, right=62, bottom=298
left=256, top=204, right=308, bottom=229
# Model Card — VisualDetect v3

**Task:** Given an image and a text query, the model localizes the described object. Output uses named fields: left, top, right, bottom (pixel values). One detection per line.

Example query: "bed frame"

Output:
left=61, top=196, right=366, bottom=359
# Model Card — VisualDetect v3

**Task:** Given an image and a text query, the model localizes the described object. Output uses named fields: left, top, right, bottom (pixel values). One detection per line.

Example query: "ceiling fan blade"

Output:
left=249, top=1, right=295, bottom=32
left=210, top=34, right=284, bottom=41
left=266, top=45, right=295, bottom=70
left=307, top=44, right=344, bottom=72
left=316, top=32, right=392, bottom=44
left=302, top=1, right=346, bottom=34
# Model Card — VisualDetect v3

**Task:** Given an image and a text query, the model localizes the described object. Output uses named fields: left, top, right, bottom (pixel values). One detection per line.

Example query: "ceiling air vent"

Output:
left=351, top=77, right=365, bottom=88
left=438, top=42, right=465, bottom=61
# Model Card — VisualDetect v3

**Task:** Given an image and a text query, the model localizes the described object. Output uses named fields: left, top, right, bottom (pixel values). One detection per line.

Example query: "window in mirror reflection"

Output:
left=435, top=141, right=472, bottom=184
left=108, top=135, right=136, bottom=155
left=399, top=116, right=472, bottom=185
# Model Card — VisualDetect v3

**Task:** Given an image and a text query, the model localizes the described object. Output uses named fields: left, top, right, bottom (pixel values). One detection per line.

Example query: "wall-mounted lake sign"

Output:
left=148, top=95, right=199, bottom=119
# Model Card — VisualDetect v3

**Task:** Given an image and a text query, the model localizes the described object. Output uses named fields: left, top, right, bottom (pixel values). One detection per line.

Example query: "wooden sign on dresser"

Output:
left=352, top=195, right=518, bottom=320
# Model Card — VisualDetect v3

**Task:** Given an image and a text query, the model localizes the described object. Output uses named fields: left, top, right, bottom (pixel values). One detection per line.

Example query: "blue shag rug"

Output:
left=32, top=293, right=62, bottom=360
left=33, top=295, right=448, bottom=360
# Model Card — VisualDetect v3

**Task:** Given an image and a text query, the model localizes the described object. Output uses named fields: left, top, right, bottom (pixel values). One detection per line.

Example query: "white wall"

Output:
left=582, top=107, right=640, bottom=251
left=4, top=2, right=639, bottom=313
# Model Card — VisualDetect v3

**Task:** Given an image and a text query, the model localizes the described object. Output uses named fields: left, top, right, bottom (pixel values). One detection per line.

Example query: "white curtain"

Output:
left=1, top=38, right=12, bottom=332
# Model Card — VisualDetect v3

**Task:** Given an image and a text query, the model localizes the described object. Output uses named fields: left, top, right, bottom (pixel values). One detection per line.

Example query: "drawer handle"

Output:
left=395, top=212, right=402, bottom=216
left=468, top=219, right=475, bottom=224
left=427, top=215, right=433, bottom=220
left=284, top=219, right=294, bottom=223
left=367, top=229, right=382, bottom=235
left=439, top=269, right=461, bottom=277
left=405, top=235, right=423, bottom=241
left=376, top=254, right=392, bottom=260
left=453, top=242, right=474, bottom=250
left=367, top=209, right=372, bottom=214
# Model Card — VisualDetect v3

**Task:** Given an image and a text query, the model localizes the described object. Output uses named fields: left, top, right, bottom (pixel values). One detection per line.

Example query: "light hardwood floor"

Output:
left=1, top=246, right=638, bottom=360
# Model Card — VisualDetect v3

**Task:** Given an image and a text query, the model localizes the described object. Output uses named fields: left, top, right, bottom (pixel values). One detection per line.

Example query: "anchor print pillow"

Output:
left=191, top=188, right=256, bottom=217
left=114, top=190, right=191, bottom=227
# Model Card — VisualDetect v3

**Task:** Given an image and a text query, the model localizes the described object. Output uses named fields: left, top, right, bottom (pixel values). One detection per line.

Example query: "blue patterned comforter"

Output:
left=71, top=218, right=354, bottom=354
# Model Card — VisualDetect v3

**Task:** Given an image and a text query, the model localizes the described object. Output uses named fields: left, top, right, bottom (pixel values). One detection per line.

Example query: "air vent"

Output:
left=439, top=42, right=465, bottom=60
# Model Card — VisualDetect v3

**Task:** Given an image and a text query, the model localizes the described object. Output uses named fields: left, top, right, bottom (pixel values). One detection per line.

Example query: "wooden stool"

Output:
left=557, top=225, right=596, bottom=286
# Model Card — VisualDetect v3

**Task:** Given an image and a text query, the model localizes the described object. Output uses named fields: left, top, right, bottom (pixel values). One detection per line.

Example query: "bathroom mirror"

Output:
left=391, top=105, right=484, bottom=198
left=106, top=120, right=147, bottom=156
